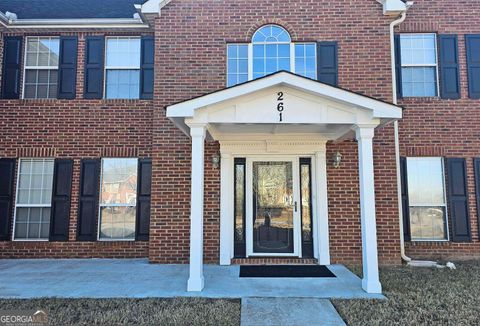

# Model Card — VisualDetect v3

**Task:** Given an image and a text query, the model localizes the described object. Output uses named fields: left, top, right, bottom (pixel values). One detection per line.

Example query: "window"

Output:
left=227, top=24, right=317, bottom=87
left=400, top=34, right=439, bottom=97
left=14, top=159, right=54, bottom=240
left=23, top=37, right=60, bottom=99
left=406, top=157, right=448, bottom=241
left=105, top=37, right=141, bottom=99
left=99, top=158, right=138, bottom=240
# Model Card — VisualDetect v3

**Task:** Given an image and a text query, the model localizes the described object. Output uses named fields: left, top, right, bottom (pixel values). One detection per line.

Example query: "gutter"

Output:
left=0, top=16, right=149, bottom=29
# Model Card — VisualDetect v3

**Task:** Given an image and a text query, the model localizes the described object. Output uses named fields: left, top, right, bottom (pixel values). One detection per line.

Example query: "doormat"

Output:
left=239, top=265, right=336, bottom=278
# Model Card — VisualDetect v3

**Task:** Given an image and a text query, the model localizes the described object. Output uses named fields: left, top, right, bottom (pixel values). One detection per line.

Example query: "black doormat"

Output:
left=239, top=265, right=336, bottom=278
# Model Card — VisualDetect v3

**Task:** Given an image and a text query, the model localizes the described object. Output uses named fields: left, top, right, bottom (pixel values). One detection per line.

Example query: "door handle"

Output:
left=294, top=201, right=298, bottom=212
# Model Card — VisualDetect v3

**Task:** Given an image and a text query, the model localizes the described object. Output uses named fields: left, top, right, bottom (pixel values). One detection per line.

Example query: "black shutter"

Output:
left=84, top=36, right=104, bottom=99
left=394, top=35, right=403, bottom=99
left=57, top=36, right=78, bottom=99
left=466, top=35, right=480, bottom=99
left=136, top=158, right=152, bottom=241
left=77, top=159, right=100, bottom=241
left=438, top=35, right=461, bottom=99
left=2, top=36, right=22, bottom=99
left=0, top=158, right=15, bottom=240
left=473, top=159, right=480, bottom=239
left=140, top=36, right=154, bottom=100
left=400, top=157, right=411, bottom=241
left=446, top=158, right=471, bottom=242
left=317, top=41, right=338, bottom=87
left=49, top=159, right=73, bottom=241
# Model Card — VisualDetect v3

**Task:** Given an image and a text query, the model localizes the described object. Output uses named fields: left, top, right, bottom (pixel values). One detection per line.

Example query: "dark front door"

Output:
left=252, top=161, right=295, bottom=254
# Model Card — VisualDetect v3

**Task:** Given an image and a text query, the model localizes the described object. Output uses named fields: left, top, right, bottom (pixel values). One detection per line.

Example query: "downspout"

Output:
left=389, top=11, right=412, bottom=262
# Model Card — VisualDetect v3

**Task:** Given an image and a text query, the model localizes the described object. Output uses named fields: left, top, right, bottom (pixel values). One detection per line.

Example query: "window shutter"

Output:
left=84, top=36, right=104, bottom=99
left=446, top=158, right=471, bottom=242
left=400, top=157, right=410, bottom=241
left=317, top=41, right=338, bottom=87
left=140, top=36, right=154, bottom=100
left=49, top=159, right=73, bottom=241
left=136, top=158, right=152, bottom=241
left=394, top=35, right=403, bottom=99
left=77, top=159, right=100, bottom=241
left=438, top=35, right=461, bottom=99
left=473, top=159, right=480, bottom=239
left=57, top=36, right=78, bottom=99
left=2, top=36, right=22, bottom=99
left=466, top=35, right=480, bottom=99
left=0, top=158, right=15, bottom=240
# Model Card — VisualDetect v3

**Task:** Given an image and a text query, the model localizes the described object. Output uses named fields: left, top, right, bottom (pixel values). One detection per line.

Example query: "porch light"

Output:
left=212, top=154, right=220, bottom=169
left=332, top=151, right=342, bottom=168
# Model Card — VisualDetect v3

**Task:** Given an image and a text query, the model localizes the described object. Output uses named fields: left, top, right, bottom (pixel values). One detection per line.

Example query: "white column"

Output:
left=315, top=146, right=330, bottom=265
left=187, top=124, right=206, bottom=292
left=355, top=126, right=382, bottom=294
left=219, top=152, right=234, bottom=265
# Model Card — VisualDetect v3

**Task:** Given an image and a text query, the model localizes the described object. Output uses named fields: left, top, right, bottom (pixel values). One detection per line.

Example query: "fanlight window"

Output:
left=227, top=24, right=317, bottom=87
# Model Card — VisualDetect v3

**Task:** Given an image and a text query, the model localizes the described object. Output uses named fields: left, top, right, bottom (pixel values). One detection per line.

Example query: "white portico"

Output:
left=166, top=71, right=402, bottom=294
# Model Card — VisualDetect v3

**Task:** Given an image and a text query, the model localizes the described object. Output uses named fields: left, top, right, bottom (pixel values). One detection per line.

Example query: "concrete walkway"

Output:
left=0, top=259, right=383, bottom=299
left=241, top=298, right=346, bottom=326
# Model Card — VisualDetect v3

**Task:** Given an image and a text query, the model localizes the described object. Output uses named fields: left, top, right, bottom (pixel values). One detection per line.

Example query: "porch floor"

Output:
left=0, top=259, right=383, bottom=299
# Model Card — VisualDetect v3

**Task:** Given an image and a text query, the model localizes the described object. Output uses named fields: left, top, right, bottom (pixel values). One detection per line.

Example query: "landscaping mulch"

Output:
left=333, top=260, right=480, bottom=325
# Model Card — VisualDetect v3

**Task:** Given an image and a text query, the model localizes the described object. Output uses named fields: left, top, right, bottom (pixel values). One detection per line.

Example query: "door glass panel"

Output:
left=253, top=161, right=294, bottom=253
left=300, top=159, right=314, bottom=257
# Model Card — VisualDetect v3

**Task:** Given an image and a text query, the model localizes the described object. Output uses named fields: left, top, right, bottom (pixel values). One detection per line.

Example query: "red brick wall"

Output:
left=397, top=0, right=480, bottom=260
left=4, top=0, right=478, bottom=265
left=149, top=0, right=401, bottom=265
left=0, top=30, right=154, bottom=258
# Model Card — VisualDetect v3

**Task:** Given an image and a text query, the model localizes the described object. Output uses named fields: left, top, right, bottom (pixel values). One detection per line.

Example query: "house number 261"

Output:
left=277, top=92, right=284, bottom=122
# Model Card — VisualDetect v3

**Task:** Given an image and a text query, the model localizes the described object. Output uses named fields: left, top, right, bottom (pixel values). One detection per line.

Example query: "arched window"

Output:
left=252, top=25, right=291, bottom=79
left=226, top=24, right=317, bottom=87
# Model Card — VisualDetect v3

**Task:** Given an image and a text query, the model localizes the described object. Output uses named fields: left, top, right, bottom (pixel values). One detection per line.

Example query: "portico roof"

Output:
left=166, top=71, right=402, bottom=140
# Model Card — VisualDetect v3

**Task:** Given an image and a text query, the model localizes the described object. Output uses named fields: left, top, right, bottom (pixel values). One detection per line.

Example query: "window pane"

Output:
left=106, top=37, right=141, bottom=68
left=24, top=69, right=58, bottom=99
left=100, top=158, right=138, bottom=205
left=105, top=70, right=140, bottom=99
left=99, top=206, right=136, bottom=240
left=295, top=43, right=317, bottom=79
left=14, top=207, right=51, bottom=240
left=25, top=37, right=59, bottom=68
left=226, top=44, right=248, bottom=87
left=401, top=67, right=437, bottom=97
left=407, top=157, right=445, bottom=206
left=17, top=159, right=54, bottom=205
left=410, top=207, right=446, bottom=240
left=400, top=34, right=437, bottom=65
left=252, top=25, right=291, bottom=43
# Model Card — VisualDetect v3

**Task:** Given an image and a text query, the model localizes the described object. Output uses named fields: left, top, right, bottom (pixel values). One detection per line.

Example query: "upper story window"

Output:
left=400, top=34, right=439, bottom=97
left=23, top=37, right=60, bottom=99
left=227, top=24, right=317, bottom=87
left=105, top=37, right=141, bottom=99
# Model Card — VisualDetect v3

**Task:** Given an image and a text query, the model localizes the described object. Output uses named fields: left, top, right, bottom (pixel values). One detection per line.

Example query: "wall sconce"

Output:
left=332, top=151, right=342, bottom=168
left=212, top=154, right=220, bottom=169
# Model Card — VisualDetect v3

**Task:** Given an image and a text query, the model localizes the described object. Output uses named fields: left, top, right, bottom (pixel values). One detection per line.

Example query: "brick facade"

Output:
left=0, top=0, right=478, bottom=265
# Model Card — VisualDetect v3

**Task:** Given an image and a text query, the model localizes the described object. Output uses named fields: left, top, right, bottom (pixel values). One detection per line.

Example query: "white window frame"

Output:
left=22, top=36, right=60, bottom=99
left=12, top=158, right=54, bottom=241
left=400, top=33, right=440, bottom=97
left=406, top=157, right=450, bottom=242
left=97, top=157, right=138, bottom=241
left=227, top=25, right=317, bottom=86
left=103, top=36, right=141, bottom=100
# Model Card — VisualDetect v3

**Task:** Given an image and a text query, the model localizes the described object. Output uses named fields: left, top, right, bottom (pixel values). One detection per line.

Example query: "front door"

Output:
left=246, top=158, right=301, bottom=256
